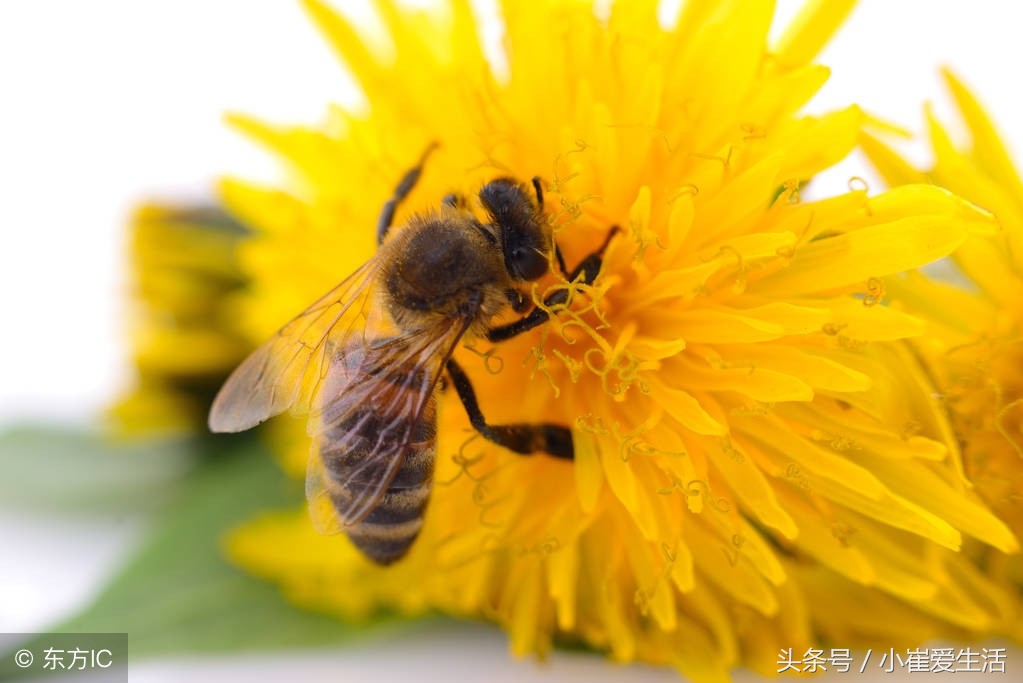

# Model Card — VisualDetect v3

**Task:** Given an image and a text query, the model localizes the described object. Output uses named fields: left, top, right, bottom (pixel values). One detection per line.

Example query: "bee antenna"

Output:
left=531, top=176, right=544, bottom=209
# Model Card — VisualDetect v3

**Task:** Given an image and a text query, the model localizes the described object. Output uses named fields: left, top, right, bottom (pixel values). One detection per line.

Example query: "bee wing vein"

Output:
left=310, top=316, right=468, bottom=527
left=207, top=259, right=380, bottom=432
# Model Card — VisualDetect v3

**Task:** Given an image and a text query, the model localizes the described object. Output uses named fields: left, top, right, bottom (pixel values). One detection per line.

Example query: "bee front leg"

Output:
left=486, top=225, right=620, bottom=343
left=445, top=358, right=573, bottom=460
left=377, top=142, right=439, bottom=245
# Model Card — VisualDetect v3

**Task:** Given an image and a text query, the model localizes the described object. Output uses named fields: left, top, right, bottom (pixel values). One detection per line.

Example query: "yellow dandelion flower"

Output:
left=863, top=69, right=1023, bottom=626
left=214, top=0, right=1016, bottom=678
left=113, top=202, right=252, bottom=434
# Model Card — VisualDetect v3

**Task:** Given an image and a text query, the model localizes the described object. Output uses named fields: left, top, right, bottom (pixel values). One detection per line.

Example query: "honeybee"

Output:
left=209, top=145, right=618, bottom=565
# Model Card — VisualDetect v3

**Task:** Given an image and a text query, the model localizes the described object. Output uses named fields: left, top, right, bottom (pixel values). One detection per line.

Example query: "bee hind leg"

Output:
left=445, top=358, right=573, bottom=460
left=376, top=142, right=439, bottom=245
left=486, top=225, right=621, bottom=343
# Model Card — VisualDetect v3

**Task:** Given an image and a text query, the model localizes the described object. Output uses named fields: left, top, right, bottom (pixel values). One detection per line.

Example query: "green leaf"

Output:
left=0, top=430, right=413, bottom=680
left=0, top=425, right=193, bottom=513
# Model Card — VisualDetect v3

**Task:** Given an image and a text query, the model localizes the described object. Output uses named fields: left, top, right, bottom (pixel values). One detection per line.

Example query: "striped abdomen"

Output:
left=319, top=371, right=437, bottom=566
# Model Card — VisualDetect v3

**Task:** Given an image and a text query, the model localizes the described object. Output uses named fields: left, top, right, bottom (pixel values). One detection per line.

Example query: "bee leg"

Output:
left=446, top=358, right=573, bottom=459
left=486, top=225, right=621, bottom=343
left=504, top=288, right=530, bottom=312
left=377, top=141, right=439, bottom=245
left=554, top=243, right=568, bottom=276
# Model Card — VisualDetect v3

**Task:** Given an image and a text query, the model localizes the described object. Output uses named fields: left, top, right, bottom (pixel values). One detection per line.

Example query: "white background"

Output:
left=1, top=1, right=1022, bottom=681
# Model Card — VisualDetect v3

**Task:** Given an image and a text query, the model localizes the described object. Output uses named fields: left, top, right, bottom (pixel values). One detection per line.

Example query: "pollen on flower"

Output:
left=461, top=341, right=505, bottom=375
left=525, top=268, right=645, bottom=402
left=847, top=176, right=871, bottom=193
left=863, top=276, right=885, bottom=306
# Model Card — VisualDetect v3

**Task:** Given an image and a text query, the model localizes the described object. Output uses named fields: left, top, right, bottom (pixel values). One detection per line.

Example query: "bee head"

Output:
left=478, top=178, right=552, bottom=282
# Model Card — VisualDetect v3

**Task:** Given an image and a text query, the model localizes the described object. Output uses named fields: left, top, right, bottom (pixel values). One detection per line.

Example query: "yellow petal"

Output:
left=757, top=187, right=989, bottom=296
left=825, top=298, right=926, bottom=341
left=716, top=343, right=872, bottom=393
left=772, top=0, right=858, bottom=68
left=778, top=106, right=862, bottom=181
left=661, top=302, right=828, bottom=344
left=859, top=132, right=927, bottom=187
left=649, top=380, right=728, bottom=436
left=942, top=67, right=1023, bottom=200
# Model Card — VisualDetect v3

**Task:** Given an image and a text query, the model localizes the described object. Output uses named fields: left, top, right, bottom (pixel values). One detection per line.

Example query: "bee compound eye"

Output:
left=510, top=247, right=548, bottom=281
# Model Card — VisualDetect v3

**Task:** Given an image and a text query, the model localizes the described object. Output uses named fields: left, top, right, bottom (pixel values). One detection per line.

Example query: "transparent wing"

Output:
left=208, top=258, right=382, bottom=433
left=305, top=318, right=464, bottom=531
left=208, top=247, right=470, bottom=533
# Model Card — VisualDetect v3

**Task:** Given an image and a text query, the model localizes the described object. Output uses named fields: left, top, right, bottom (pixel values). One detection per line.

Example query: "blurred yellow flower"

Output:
left=113, top=203, right=251, bottom=434
left=863, top=69, right=1023, bottom=634
left=203, top=0, right=1018, bottom=679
